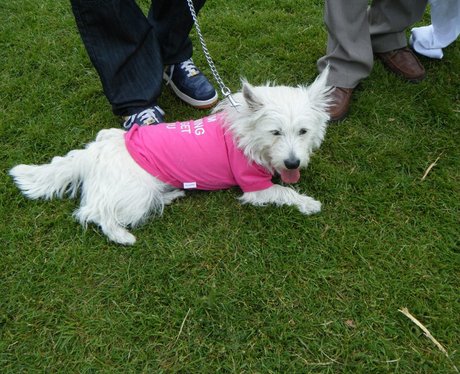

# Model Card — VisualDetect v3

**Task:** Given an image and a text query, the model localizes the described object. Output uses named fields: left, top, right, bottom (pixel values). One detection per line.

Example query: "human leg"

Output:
left=370, top=0, right=428, bottom=82
left=148, top=0, right=206, bottom=65
left=317, top=0, right=373, bottom=89
left=149, top=0, right=218, bottom=108
left=71, top=0, right=164, bottom=116
left=316, top=0, right=371, bottom=120
left=369, top=0, right=428, bottom=52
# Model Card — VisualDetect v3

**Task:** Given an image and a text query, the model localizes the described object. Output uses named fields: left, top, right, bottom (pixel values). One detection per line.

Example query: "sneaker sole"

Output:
left=163, top=73, right=219, bottom=109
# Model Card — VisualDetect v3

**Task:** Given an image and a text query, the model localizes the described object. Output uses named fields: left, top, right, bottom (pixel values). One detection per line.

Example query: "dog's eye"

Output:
left=271, top=130, right=282, bottom=136
left=299, top=128, right=308, bottom=135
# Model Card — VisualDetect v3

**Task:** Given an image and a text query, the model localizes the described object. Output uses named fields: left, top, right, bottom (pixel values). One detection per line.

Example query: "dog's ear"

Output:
left=242, top=81, right=263, bottom=111
left=306, top=64, right=332, bottom=111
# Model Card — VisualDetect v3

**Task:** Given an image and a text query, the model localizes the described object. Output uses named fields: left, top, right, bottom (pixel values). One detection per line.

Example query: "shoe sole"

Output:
left=163, top=73, right=219, bottom=109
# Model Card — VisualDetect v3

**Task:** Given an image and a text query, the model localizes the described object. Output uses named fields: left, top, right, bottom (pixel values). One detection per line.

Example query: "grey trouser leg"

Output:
left=369, top=0, right=427, bottom=52
left=317, top=0, right=428, bottom=88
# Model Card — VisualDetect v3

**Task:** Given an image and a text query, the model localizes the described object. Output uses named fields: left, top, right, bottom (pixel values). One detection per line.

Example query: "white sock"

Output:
left=410, top=0, right=460, bottom=59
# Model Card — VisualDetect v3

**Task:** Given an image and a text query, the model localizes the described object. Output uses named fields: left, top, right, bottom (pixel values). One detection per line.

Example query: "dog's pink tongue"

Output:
left=280, top=169, right=301, bottom=184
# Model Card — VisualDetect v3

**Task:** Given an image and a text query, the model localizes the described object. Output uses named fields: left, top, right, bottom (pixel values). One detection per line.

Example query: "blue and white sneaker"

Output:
left=122, top=105, right=165, bottom=130
left=163, top=58, right=218, bottom=109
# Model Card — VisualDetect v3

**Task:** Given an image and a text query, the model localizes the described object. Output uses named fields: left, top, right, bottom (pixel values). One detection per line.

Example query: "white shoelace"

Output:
left=136, top=108, right=160, bottom=124
left=180, top=59, right=199, bottom=77
left=124, top=106, right=164, bottom=128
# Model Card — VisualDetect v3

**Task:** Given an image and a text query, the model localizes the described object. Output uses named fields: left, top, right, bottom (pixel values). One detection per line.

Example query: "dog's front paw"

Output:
left=298, top=196, right=321, bottom=215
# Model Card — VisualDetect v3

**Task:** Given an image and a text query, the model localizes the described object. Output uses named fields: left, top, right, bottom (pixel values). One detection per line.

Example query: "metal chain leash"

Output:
left=185, top=0, right=241, bottom=110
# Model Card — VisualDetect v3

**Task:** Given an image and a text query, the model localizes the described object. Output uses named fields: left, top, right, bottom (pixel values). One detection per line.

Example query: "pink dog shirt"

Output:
left=124, top=114, right=273, bottom=192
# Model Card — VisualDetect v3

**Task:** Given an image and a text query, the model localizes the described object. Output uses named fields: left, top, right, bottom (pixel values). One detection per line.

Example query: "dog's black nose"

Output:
left=284, top=158, right=300, bottom=169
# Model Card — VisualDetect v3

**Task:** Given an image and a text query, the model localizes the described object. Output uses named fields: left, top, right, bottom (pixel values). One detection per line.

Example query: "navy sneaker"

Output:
left=163, top=59, right=218, bottom=109
left=122, top=105, right=165, bottom=130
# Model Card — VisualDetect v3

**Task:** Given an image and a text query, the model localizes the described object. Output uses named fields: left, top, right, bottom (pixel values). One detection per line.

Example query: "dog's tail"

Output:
left=9, top=148, right=87, bottom=201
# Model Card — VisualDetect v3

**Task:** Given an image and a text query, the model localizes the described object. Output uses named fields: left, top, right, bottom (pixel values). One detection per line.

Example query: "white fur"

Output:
left=9, top=68, right=331, bottom=245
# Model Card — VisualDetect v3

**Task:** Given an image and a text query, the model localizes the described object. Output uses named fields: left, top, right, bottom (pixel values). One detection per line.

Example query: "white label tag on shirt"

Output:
left=183, top=182, right=197, bottom=189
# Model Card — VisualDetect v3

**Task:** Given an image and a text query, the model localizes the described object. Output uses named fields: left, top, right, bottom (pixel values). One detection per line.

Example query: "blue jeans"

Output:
left=71, top=0, right=206, bottom=116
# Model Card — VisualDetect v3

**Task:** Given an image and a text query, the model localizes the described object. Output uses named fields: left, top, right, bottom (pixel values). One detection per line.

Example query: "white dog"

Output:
left=9, top=69, right=330, bottom=245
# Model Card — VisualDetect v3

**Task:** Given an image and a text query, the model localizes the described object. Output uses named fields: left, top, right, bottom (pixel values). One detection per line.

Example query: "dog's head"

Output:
left=214, top=67, right=331, bottom=183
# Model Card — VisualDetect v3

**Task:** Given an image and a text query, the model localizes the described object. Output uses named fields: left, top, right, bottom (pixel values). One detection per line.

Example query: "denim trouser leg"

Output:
left=149, top=0, right=206, bottom=65
left=70, top=0, right=206, bottom=116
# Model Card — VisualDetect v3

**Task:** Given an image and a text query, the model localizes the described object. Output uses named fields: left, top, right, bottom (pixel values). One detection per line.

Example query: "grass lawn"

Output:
left=1, top=0, right=459, bottom=372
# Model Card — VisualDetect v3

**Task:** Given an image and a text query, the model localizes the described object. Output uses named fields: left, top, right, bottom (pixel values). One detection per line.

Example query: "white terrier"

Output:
left=9, top=69, right=330, bottom=245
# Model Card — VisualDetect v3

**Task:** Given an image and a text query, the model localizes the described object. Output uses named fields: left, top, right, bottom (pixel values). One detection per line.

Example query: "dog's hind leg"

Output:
left=73, top=206, right=137, bottom=245
left=74, top=132, right=167, bottom=245
left=78, top=176, right=164, bottom=245
left=99, top=218, right=137, bottom=245
left=162, top=189, right=185, bottom=205
left=239, top=185, right=321, bottom=215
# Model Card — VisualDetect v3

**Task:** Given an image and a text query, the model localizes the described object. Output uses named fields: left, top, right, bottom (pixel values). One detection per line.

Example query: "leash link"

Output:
left=185, top=0, right=241, bottom=111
